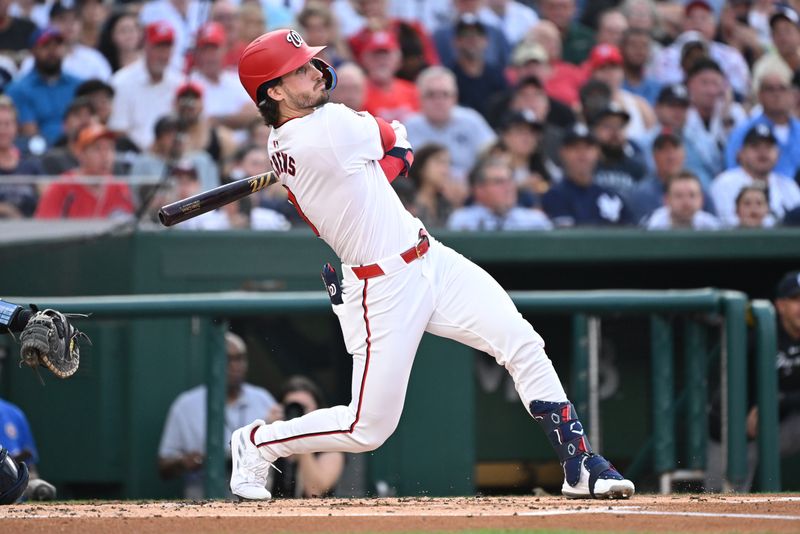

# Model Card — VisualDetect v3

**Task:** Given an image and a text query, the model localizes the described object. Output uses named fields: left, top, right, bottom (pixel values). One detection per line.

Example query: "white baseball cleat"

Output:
left=230, top=419, right=273, bottom=500
left=561, top=453, right=635, bottom=499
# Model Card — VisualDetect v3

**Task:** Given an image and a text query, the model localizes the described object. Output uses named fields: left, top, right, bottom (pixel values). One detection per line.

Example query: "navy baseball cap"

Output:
left=562, top=123, right=597, bottom=146
left=743, top=123, right=777, bottom=145
left=29, top=26, right=64, bottom=48
left=657, top=84, right=690, bottom=106
left=770, top=6, right=800, bottom=27
left=500, top=109, right=543, bottom=132
left=588, top=101, right=630, bottom=126
left=777, top=271, right=800, bottom=299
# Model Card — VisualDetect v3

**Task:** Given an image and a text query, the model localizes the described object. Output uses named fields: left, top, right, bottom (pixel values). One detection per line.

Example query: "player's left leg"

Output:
left=422, top=240, right=634, bottom=499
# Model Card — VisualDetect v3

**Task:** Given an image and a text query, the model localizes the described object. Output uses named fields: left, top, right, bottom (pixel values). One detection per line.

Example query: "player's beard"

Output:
left=290, top=85, right=330, bottom=111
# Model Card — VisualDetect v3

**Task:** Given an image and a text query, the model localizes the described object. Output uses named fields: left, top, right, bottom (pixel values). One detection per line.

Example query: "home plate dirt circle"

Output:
left=1, top=494, right=799, bottom=533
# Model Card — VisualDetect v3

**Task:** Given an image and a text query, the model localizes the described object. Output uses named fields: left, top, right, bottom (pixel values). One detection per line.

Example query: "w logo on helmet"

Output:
left=286, top=30, right=304, bottom=48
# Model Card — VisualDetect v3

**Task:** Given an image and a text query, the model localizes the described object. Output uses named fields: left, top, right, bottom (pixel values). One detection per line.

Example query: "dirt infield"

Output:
left=1, top=494, right=799, bottom=533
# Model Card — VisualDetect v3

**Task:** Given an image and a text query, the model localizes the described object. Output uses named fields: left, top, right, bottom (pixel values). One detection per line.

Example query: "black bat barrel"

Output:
left=158, top=172, right=277, bottom=227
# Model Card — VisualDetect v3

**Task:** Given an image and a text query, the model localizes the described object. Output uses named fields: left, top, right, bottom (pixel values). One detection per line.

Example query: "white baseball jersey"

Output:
left=245, top=101, right=568, bottom=473
left=267, top=103, right=422, bottom=265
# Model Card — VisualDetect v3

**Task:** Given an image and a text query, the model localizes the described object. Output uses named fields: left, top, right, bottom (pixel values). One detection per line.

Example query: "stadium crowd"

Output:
left=1, top=0, right=800, bottom=230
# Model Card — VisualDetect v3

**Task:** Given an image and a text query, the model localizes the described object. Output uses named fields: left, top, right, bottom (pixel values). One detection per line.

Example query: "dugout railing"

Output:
left=4, top=289, right=778, bottom=497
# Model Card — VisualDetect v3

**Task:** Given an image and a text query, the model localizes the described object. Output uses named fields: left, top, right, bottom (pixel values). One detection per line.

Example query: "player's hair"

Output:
left=665, top=170, right=701, bottom=194
left=257, top=80, right=282, bottom=127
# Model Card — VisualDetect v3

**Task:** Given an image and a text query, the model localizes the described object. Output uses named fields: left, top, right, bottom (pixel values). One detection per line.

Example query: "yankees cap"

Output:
left=777, top=271, right=800, bottom=299
left=743, top=123, right=777, bottom=145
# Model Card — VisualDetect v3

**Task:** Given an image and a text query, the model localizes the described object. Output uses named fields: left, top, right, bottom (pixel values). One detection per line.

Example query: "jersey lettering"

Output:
left=271, top=151, right=296, bottom=176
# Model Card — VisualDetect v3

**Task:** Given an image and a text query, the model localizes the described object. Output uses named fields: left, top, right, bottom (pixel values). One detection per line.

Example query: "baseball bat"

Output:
left=158, top=171, right=278, bottom=227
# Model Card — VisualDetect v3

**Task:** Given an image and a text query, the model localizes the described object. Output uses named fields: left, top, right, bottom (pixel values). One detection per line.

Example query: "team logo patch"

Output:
left=286, top=30, right=304, bottom=48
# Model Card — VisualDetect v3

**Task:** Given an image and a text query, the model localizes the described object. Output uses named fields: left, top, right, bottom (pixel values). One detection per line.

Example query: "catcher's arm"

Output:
left=1, top=299, right=89, bottom=379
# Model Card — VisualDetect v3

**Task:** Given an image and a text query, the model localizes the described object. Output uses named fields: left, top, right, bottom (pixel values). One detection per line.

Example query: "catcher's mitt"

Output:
left=19, top=309, right=89, bottom=379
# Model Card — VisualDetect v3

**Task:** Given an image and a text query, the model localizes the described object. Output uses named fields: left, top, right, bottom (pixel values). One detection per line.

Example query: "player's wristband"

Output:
left=0, top=299, right=23, bottom=332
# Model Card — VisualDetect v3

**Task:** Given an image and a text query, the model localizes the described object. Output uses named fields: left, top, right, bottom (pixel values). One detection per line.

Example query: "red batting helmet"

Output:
left=239, top=29, right=336, bottom=106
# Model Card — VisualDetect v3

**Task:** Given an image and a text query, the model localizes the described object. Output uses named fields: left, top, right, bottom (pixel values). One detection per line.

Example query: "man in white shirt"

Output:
left=644, top=171, right=721, bottom=230
left=711, top=123, right=800, bottom=226
left=405, top=65, right=496, bottom=183
left=189, top=22, right=256, bottom=130
left=108, top=21, right=183, bottom=151
left=158, top=332, right=276, bottom=499
left=447, top=155, right=552, bottom=231
left=478, top=0, right=539, bottom=46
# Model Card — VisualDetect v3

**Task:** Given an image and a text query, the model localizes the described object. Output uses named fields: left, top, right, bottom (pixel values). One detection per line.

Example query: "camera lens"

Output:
left=283, top=402, right=305, bottom=421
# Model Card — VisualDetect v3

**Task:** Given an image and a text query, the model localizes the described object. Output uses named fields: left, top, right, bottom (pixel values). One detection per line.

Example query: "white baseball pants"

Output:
left=252, top=236, right=568, bottom=461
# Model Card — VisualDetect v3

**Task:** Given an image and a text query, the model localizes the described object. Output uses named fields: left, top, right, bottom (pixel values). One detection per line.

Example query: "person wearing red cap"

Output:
left=35, top=123, right=134, bottom=219
left=173, top=81, right=236, bottom=166
left=231, top=28, right=635, bottom=502
left=139, top=0, right=204, bottom=71
left=346, top=0, right=439, bottom=82
left=586, top=43, right=656, bottom=144
left=108, top=21, right=182, bottom=151
left=189, top=22, right=256, bottom=131
left=359, top=30, right=420, bottom=122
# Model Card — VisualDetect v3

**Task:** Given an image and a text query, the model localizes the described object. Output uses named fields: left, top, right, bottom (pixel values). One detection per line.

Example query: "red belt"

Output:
left=351, top=230, right=430, bottom=280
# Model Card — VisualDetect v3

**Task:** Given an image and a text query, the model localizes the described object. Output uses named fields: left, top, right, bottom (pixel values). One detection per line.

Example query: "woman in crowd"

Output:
left=407, top=143, right=465, bottom=228
left=97, top=8, right=142, bottom=73
left=735, top=184, right=774, bottom=228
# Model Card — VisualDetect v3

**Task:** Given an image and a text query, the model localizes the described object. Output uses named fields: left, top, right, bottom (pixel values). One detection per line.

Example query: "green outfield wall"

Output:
left=0, top=228, right=797, bottom=498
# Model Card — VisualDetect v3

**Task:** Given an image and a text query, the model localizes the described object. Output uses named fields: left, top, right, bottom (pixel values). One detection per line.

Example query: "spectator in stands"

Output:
left=543, top=123, right=631, bottom=226
left=643, top=171, right=721, bottom=230
left=685, top=58, right=747, bottom=187
left=725, top=67, right=800, bottom=180
left=235, top=3, right=267, bottom=62
left=77, top=0, right=110, bottom=49
left=129, top=114, right=219, bottom=196
left=735, top=183, right=774, bottom=228
left=450, top=13, right=508, bottom=120
left=578, top=79, right=613, bottom=130
left=712, top=124, right=800, bottom=226
left=265, top=376, right=345, bottom=498
left=717, top=2, right=764, bottom=69
left=620, top=28, right=661, bottom=106
left=189, top=22, right=256, bottom=131
left=0, top=96, right=41, bottom=218
left=0, top=0, right=36, bottom=54
left=329, top=62, right=366, bottom=112
left=139, top=0, right=202, bottom=71
left=36, top=1, right=112, bottom=81
left=158, top=332, right=277, bottom=499
left=405, top=66, right=496, bottom=184
left=589, top=101, right=648, bottom=203
left=5, top=27, right=81, bottom=148
left=298, top=2, right=352, bottom=69
left=447, top=155, right=551, bottom=231
left=97, top=8, right=143, bottom=74
left=537, top=0, right=595, bottom=65
left=359, top=30, right=419, bottom=122
left=651, top=1, right=750, bottom=99
left=587, top=44, right=656, bottom=144
left=433, top=0, right=511, bottom=70
left=630, top=128, right=715, bottom=224
left=525, top=20, right=586, bottom=110
left=752, top=7, right=800, bottom=85
left=210, top=0, right=242, bottom=70
left=408, top=143, right=465, bottom=228
left=595, top=9, right=628, bottom=48
left=40, top=96, right=94, bottom=176
left=173, top=82, right=236, bottom=168
left=35, top=123, right=134, bottom=219
left=347, top=0, right=438, bottom=82
left=477, top=0, right=539, bottom=46
left=706, top=270, right=800, bottom=492
left=494, top=109, right=553, bottom=205
left=109, top=21, right=182, bottom=152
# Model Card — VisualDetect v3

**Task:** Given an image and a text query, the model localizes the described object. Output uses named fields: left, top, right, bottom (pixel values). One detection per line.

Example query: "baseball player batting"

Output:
left=229, top=29, right=634, bottom=501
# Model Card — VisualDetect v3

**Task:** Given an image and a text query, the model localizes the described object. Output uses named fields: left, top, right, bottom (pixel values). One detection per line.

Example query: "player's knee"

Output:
left=349, top=415, right=400, bottom=451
